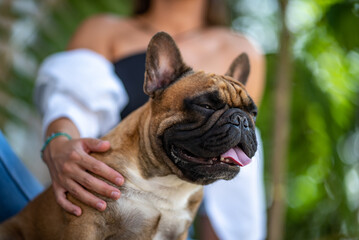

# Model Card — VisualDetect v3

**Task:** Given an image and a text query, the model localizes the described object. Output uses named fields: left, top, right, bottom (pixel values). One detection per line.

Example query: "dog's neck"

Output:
left=121, top=166, right=201, bottom=210
left=102, top=105, right=202, bottom=209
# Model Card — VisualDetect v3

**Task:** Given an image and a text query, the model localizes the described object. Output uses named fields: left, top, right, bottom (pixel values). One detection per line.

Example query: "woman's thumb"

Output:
left=83, top=138, right=110, bottom=152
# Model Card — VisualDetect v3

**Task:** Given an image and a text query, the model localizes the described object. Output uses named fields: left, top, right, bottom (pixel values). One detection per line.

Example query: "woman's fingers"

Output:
left=81, top=138, right=111, bottom=153
left=62, top=177, right=108, bottom=212
left=81, top=154, right=124, bottom=185
left=80, top=138, right=124, bottom=186
left=52, top=182, right=82, bottom=216
left=45, top=137, right=124, bottom=213
left=74, top=167, right=122, bottom=201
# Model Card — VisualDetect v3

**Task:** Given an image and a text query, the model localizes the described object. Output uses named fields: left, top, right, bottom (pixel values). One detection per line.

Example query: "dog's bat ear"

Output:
left=144, top=32, right=192, bottom=98
left=225, top=53, right=250, bottom=85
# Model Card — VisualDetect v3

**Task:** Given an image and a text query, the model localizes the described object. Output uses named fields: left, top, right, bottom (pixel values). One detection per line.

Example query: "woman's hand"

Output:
left=42, top=136, right=124, bottom=216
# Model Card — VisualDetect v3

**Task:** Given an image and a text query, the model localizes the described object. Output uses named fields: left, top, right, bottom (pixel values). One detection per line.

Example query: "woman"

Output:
left=35, top=0, right=266, bottom=239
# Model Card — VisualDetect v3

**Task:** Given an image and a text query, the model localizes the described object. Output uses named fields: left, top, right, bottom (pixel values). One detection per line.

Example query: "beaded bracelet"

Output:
left=41, top=132, right=72, bottom=157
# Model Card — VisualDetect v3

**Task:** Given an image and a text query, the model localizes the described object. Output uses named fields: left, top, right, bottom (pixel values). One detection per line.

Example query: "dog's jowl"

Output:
left=0, top=32, right=257, bottom=240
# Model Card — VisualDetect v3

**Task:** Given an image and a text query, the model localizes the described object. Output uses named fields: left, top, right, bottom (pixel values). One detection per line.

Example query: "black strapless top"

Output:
left=113, top=52, right=148, bottom=119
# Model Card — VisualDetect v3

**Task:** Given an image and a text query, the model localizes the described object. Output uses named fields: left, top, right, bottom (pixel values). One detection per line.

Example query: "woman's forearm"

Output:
left=45, top=118, right=81, bottom=139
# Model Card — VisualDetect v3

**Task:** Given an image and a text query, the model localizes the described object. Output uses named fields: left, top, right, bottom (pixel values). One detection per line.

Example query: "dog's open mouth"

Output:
left=170, top=145, right=252, bottom=167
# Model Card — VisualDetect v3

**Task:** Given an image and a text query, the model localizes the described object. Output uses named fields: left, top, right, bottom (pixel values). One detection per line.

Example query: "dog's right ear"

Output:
left=225, top=53, right=250, bottom=85
left=144, top=32, right=192, bottom=98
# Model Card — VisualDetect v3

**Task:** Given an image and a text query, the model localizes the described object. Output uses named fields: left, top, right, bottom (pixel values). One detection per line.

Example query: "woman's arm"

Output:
left=37, top=15, right=127, bottom=216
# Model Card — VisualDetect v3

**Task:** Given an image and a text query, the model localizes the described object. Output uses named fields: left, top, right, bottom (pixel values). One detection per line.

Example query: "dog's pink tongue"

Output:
left=221, top=147, right=252, bottom=167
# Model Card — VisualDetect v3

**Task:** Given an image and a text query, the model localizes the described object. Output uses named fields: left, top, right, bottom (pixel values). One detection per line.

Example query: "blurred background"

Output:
left=0, top=0, right=358, bottom=239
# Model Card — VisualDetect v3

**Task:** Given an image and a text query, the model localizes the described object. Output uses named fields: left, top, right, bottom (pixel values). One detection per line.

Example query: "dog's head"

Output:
left=144, top=32, right=257, bottom=185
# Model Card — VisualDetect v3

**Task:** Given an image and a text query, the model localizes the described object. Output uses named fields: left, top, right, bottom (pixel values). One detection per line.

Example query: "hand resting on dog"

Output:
left=42, top=118, right=124, bottom=216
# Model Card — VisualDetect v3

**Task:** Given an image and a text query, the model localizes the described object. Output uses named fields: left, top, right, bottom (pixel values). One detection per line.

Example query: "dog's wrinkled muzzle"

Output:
left=162, top=108, right=257, bottom=184
left=163, top=108, right=257, bottom=160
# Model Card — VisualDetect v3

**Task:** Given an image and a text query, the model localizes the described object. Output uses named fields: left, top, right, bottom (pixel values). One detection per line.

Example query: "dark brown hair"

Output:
left=133, top=0, right=230, bottom=26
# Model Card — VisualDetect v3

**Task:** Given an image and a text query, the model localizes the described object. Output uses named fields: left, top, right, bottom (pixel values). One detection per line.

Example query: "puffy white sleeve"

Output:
left=34, top=49, right=128, bottom=138
left=203, top=128, right=267, bottom=240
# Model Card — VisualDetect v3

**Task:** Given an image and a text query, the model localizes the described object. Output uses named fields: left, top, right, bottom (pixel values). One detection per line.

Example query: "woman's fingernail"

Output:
left=96, top=202, right=105, bottom=211
left=73, top=209, right=80, bottom=216
left=111, top=191, right=120, bottom=200
left=97, top=140, right=109, bottom=148
left=115, top=177, right=124, bottom=185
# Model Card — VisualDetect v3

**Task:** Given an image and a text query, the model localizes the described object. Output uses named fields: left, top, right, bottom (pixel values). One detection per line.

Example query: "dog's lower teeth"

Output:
left=220, top=157, right=232, bottom=163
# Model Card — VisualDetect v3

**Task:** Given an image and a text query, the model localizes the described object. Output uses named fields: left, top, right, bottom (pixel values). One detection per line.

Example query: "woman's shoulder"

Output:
left=207, top=27, right=263, bottom=59
left=77, top=14, right=132, bottom=30
left=67, top=14, right=133, bottom=59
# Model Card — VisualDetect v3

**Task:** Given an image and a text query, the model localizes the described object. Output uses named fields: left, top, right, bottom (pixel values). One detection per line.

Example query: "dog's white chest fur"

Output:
left=115, top=169, right=201, bottom=239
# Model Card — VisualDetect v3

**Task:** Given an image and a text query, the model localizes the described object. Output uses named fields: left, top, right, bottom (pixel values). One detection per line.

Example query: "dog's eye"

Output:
left=251, top=110, right=257, bottom=117
left=192, top=102, right=215, bottom=111
left=198, top=104, right=213, bottom=110
left=251, top=110, right=257, bottom=121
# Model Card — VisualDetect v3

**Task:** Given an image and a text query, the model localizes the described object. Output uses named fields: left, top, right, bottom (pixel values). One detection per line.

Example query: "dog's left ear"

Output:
left=144, top=32, right=192, bottom=98
left=225, top=53, right=250, bottom=85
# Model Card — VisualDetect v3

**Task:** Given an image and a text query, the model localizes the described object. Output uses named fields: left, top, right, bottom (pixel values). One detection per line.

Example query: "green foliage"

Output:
left=326, top=2, right=359, bottom=51
left=257, top=0, right=359, bottom=238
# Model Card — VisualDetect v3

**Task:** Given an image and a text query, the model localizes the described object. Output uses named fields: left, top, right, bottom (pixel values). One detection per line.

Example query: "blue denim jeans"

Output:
left=0, top=131, right=43, bottom=222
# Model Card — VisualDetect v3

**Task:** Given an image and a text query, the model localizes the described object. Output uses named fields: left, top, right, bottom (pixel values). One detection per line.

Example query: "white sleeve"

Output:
left=34, top=49, right=128, bottom=138
left=203, top=128, right=267, bottom=240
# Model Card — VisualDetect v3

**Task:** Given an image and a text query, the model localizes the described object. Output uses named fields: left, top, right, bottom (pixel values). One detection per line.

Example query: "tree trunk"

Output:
left=268, top=0, right=292, bottom=239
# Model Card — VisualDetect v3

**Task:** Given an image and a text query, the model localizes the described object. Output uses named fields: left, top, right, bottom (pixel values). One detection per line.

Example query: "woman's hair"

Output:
left=133, top=0, right=230, bottom=26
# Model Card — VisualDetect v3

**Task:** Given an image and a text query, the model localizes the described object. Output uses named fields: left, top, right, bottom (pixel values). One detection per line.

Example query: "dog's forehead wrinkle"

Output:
left=165, top=72, right=248, bottom=110
left=213, top=77, right=245, bottom=108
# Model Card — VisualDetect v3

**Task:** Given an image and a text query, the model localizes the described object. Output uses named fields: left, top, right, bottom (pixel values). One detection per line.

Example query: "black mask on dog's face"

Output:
left=144, top=32, right=257, bottom=185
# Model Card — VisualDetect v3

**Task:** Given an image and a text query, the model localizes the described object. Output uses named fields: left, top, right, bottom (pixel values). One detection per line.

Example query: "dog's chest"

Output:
left=113, top=175, right=202, bottom=239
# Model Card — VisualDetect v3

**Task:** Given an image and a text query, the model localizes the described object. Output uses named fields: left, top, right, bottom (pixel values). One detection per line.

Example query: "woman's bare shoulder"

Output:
left=210, top=27, right=263, bottom=59
left=67, top=14, right=132, bottom=59
left=79, top=14, right=133, bottom=30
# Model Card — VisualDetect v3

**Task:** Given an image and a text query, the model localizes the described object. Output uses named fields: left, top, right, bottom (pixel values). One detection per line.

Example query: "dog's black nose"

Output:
left=242, top=117, right=249, bottom=129
left=230, top=114, right=249, bottom=129
left=230, top=114, right=240, bottom=126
